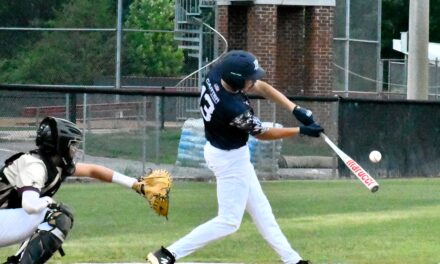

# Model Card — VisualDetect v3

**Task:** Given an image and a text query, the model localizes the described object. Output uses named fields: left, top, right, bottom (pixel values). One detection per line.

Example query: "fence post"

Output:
left=160, top=86, right=165, bottom=129
left=35, top=107, right=40, bottom=127
left=67, top=93, right=77, bottom=123
left=377, top=60, right=383, bottom=98
left=271, top=102, right=277, bottom=175
left=436, top=58, right=439, bottom=99
left=155, top=95, right=160, bottom=164
left=82, top=93, right=87, bottom=160
left=142, top=96, right=148, bottom=173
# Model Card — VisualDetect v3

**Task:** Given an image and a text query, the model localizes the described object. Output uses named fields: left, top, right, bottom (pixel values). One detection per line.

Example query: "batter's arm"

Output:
left=231, top=110, right=322, bottom=140
left=250, top=81, right=316, bottom=126
left=254, top=127, right=300, bottom=140
left=255, top=123, right=323, bottom=140
left=248, top=81, right=296, bottom=112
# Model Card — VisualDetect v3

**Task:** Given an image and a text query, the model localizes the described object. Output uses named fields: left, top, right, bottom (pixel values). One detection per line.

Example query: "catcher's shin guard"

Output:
left=19, top=203, right=74, bottom=264
left=2, top=238, right=31, bottom=264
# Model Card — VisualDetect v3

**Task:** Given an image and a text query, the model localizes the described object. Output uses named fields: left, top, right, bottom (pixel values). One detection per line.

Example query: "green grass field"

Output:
left=2, top=178, right=440, bottom=264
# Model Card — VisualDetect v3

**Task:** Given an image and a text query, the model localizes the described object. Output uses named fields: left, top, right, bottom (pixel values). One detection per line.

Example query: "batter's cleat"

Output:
left=296, top=260, right=311, bottom=264
left=146, top=246, right=175, bottom=264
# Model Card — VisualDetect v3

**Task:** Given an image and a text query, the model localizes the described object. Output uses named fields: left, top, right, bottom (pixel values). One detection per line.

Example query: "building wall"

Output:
left=304, top=6, right=334, bottom=96
left=247, top=5, right=278, bottom=87
left=276, top=6, right=305, bottom=95
left=217, top=6, right=229, bottom=52
left=217, top=4, right=334, bottom=96
left=229, top=6, right=248, bottom=50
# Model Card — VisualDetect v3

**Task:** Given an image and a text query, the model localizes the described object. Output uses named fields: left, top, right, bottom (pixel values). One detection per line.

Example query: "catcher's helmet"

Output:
left=36, top=116, right=83, bottom=174
left=220, top=50, right=266, bottom=91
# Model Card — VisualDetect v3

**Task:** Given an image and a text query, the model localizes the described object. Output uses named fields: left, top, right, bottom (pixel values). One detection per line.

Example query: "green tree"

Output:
left=0, top=0, right=67, bottom=58
left=0, top=0, right=116, bottom=84
left=124, top=0, right=184, bottom=76
left=381, top=0, right=440, bottom=58
left=381, top=0, right=409, bottom=58
left=430, top=1, right=440, bottom=43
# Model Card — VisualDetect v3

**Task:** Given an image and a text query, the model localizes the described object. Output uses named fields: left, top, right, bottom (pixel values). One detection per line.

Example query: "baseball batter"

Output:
left=0, top=116, right=168, bottom=264
left=147, top=50, right=323, bottom=264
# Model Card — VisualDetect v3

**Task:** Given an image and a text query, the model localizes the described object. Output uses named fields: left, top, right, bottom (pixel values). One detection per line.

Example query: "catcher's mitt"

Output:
left=132, top=169, right=172, bottom=218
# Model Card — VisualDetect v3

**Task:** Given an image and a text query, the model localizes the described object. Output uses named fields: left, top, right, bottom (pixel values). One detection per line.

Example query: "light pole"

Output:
left=407, top=0, right=430, bottom=100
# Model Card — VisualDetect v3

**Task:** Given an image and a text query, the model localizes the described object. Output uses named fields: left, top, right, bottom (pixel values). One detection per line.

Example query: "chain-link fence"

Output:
left=333, top=0, right=440, bottom=100
left=333, top=0, right=381, bottom=93
left=381, top=58, right=440, bottom=99
left=0, top=86, right=338, bottom=180
left=1, top=2, right=438, bottom=181
left=2, top=85, right=439, bottom=179
left=0, top=1, right=339, bottom=180
left=0, top=1, right=219, bottom=121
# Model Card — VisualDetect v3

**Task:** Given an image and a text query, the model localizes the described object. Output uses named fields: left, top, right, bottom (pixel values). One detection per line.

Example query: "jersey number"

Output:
left=200, top=85, right=215, bottom=122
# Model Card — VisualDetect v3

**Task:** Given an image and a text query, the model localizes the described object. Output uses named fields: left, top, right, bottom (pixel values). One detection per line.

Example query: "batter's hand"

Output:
left=299, top=123, right=324, bottom=137
left=292, top=106, right=314, bottom=125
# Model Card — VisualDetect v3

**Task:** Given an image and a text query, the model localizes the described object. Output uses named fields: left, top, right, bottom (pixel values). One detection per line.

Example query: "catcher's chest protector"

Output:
left=0, top=150, right=66, bottom=209
left=0, top=152, right=25, bottom=208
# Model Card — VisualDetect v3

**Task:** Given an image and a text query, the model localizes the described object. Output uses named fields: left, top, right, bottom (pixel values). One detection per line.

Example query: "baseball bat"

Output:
left=320, top=133, right=379, bottom=193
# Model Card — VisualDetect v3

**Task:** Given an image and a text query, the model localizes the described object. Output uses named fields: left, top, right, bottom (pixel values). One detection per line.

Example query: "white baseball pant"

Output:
left=0, top=208, right=47, bottom=247
left=167, top=142, right=302, bottom=264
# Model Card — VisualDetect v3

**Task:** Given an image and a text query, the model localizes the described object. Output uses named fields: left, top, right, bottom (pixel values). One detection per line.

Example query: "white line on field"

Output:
left=0, top=148, right=15, bottom=153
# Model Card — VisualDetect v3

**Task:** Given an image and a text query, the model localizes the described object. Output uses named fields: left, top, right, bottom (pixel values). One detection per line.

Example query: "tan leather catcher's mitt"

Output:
left=132, top=169, right=172, bottom=218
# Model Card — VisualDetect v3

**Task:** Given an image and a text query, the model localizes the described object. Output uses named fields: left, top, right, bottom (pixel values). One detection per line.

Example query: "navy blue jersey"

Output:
left=200, top=65, right=266, bottom=150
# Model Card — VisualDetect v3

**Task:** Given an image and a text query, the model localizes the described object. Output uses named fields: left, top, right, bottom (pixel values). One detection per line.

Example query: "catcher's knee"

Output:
left=19, top=204, right=74, bottom=264
left=44, top=203, right=74, bottom=239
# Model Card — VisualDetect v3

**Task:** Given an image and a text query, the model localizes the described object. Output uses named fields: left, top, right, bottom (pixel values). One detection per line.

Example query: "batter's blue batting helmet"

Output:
left=220, top=50, right=266, bottom=91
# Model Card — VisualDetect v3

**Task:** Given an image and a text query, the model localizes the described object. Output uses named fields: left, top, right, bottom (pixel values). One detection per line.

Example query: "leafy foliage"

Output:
left=124, top=0, right=184, bottom=76
left=381, top=0, right=440, bottom=58
left=1, top=0, right=439, bottom=82
left=381, top=0, right=409, bottom=58
left=0, top=0, right=67, bottom=58
left=0, top=0, right=116, bottom=84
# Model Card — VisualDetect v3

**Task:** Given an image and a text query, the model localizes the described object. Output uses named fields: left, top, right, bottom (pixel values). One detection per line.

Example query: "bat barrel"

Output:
left=321, top=133, right=380, bottom=194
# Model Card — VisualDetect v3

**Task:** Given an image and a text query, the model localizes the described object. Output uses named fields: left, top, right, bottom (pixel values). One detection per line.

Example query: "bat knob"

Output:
left=371, top=185, right=379, bottom=193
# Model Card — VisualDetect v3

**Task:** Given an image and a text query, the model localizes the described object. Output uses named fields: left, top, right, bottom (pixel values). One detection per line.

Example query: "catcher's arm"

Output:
left=74, top=163, right=135, bottom=185
left=74, top=164, right=172, bottom=218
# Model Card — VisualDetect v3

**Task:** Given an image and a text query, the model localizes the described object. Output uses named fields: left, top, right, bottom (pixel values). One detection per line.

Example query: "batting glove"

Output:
left=299, top=123, right=324, bottom=137
left=292, top=105, right=314, bottom=125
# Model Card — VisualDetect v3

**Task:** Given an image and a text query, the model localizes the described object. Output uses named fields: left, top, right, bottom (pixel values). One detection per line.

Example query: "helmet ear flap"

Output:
left=222, top=73, right=246, bottom=91
left=36, top=117, right=58, bottom=154
left=219, top=50, right=265, bottom=91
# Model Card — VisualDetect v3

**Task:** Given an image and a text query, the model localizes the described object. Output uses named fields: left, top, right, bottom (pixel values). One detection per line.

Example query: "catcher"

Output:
left=0, top=116, right=172, bottom=264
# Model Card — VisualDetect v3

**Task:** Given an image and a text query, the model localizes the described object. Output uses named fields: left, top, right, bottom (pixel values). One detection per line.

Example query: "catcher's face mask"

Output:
left=59, top=139, right=83, bottom=175
left=68, top=140, right=83, bottom=163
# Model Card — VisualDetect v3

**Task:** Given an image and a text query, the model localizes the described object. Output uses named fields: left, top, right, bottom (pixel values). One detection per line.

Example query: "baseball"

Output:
left=369, top=150, right=382, bottom=163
